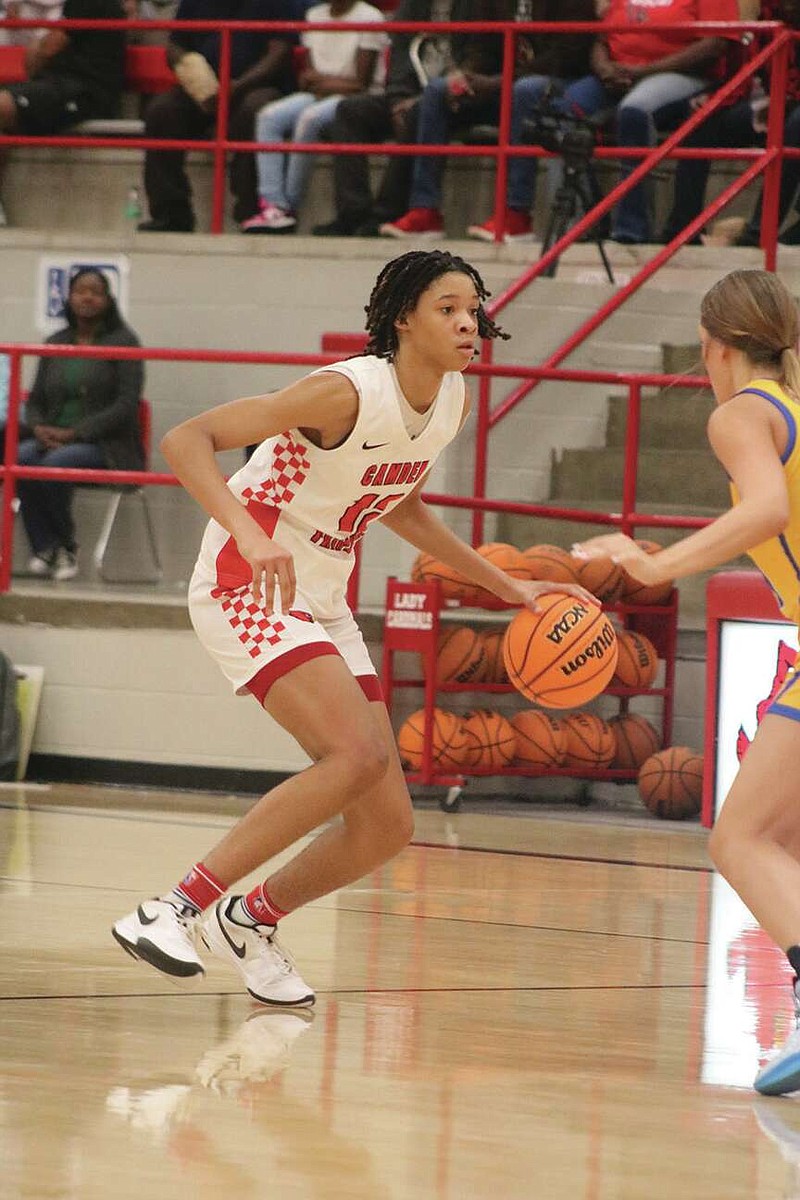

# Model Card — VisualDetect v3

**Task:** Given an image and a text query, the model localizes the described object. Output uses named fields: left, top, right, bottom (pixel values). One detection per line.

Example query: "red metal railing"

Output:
left=0, top=341, right=711, bottom=600
left=0, top=17, right=790, bottom=599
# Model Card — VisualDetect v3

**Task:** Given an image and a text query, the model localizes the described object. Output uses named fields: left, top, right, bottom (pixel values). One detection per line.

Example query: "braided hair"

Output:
left=364, top=250, right=509, bottom=358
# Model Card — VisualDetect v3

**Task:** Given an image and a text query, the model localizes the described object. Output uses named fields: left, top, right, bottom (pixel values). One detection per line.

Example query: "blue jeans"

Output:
left=558, top=72, right=709, bottom=241
left=410, top=76, right=500, bottom=209
left=507, top=74, right=551, bottom=210
left=255, top=91, right=341, bottom=213
left=17, top=438, right=107, bottom=556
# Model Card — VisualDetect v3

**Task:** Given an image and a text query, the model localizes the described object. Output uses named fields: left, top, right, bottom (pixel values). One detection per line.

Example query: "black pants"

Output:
left=661, top=99, right=800, bottom=242
left=328, top=93, right=420, bottom=227
left=143, top=84, right=284, bottom=226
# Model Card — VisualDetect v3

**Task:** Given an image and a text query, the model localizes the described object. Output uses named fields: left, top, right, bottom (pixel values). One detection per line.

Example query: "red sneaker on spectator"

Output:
left=379, top=208, right=444, bottom=238
left=467, top=209, right=533, bottom=243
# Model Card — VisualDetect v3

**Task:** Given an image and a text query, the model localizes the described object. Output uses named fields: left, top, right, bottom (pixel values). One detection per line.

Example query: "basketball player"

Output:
left=574, top=267, right=800, bottom=1096
left=112, top=249, right=595, bottom=1007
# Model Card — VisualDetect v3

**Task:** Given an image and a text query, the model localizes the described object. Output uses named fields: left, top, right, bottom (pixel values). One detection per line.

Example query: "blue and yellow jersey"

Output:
left=730, top=377, right=800, bottom=628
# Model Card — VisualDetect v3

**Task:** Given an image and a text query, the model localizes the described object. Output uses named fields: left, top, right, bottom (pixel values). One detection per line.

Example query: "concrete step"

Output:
left=605, top=388, right=715, bottom=450
left=550, top=446, right=729, bottom=508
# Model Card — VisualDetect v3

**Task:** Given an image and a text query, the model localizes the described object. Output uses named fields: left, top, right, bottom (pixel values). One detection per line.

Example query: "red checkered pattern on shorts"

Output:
left=242, top=434, right=310, bottom=507
left=212, top=586, right=287, bottom=660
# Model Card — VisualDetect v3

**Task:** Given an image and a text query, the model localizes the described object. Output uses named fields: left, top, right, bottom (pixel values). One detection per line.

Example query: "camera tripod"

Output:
left=540, top=151, right=614, bottom=285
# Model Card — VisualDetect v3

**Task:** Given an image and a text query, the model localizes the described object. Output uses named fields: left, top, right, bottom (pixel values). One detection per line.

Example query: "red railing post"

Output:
left=211, top=25, right=232, bottom=234
left=621, top=380, right=641, bottom=537
left=0, top=350, right=22, bottom=595
left=491, top=26, right=516, bottom=245
left=761, top=31, right=790, bottom=270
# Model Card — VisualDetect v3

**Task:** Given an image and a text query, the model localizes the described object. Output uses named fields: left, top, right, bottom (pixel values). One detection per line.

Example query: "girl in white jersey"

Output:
left=112, top=250, right=595, bottom=1006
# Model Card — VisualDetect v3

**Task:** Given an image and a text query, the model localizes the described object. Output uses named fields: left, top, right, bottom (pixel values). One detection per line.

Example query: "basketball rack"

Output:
left=382, top=577, right=678, bottom=812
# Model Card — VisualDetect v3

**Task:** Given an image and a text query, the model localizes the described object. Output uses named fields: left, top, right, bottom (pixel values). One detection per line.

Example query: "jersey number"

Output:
left=338, top=493, right=404, bottom=537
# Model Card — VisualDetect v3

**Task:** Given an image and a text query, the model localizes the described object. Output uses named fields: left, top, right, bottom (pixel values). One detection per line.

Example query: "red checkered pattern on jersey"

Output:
left=212, top=585, right=287, bottom=659
left=242, top=435, right=311, bottom=507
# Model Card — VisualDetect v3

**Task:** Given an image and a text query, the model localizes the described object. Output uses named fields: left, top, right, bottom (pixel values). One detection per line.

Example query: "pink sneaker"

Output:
left=241, top=201, right=296, bottom=234
left=467, top=209, right=534, bottom=243
left=379, top=207, right=444, bottom=238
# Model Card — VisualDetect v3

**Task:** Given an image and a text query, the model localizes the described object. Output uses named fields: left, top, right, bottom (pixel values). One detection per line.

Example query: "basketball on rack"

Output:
left=396, top=708, right=470, bottom=772
left=608, top=712, right=661, bottom=770
left=619, top=539, right=674, bottom=605
left=637, top=746, right=704, bottom=819
left=479, top=628, right=508, bottom=683
left=436, top=625, right=486, bottom=685
left=463, top=543, right=530, bottom=609
left=612, top=629, right=660, bottom=689
left=562, top=711, right=616, bottom=769
left=410, top=551, right=436, bottom=582
left=460, top=708, right=517, bottom=772
left=510, top=709, right=567, bottom=768
left=502, top=593, right=618, bottom=708
left=571, top=553, right=625, bottom=604
left=521, top=543, right=578, bottom=584
left=413, top=555, right=473, bottom=602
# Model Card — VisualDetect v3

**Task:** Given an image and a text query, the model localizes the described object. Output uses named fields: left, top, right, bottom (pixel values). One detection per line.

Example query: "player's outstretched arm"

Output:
left=573, top=394, right=790, bottom=585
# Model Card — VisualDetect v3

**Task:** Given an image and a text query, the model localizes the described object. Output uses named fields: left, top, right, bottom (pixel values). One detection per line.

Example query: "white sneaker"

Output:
left=52, top=548, right=78, bottom=581
left=194, top=1008, right=315, bottom=1095
left=27, top=551, right=54, bottom=577
left=755, top=982, right=800, bottom=1095
left=199, top=896, right=315, bottom=1006
left=112, top=898, right=205, bottom=981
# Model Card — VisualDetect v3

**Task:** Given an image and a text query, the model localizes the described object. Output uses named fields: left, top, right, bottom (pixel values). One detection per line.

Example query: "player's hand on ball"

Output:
left=572, top=533, right=662, bottom=586
left=510, top=578, right=599, bottom=612
left=238, top=531, right=296, bottom=611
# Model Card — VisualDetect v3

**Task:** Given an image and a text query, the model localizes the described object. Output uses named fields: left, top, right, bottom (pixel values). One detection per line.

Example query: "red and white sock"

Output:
left=166, top=862, right=226, bottom=914
left=240, top=882, right=289, bottom=926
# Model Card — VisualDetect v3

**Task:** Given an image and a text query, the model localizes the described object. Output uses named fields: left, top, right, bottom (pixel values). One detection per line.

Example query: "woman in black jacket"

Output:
left=19, top=268, right=144, bottom=581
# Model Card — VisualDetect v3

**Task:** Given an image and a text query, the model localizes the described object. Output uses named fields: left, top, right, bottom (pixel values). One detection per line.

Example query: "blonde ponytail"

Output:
left=781, top=346, right=800, bottom=402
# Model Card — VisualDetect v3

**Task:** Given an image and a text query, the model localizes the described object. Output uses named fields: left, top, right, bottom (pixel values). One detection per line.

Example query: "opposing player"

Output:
left=573, top=268, right=800, bottom=1095
left=112, top=249, right=595, bottom=1006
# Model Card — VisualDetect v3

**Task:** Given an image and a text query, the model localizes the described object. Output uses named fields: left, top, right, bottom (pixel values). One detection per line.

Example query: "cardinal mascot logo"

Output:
left=736, top=640, right=797, bottom=761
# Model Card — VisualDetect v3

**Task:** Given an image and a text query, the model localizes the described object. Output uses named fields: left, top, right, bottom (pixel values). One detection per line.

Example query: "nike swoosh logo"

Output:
left=218, top=908, right=247, bottom=959
left=362, top=441, right=389, bottom=451
left=136, top=905, right=158, bottom=926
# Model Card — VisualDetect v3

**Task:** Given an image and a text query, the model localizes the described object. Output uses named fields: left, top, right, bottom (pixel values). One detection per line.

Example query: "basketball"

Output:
left=608, top=713, right=661, bottom=770
left=571, top=553, right=624, bottom=604
left=436, top=625, right=486, bottom=685
left=479, top=627, right=508, bottom=683
left=463, top=543, right=530, bottom=609
left=562, top=711, right=616, bottom=768
left=477, top=542, right=530, bottom=579
left=511, top=709, right=567, bottom=768
left=612, top=629, right=659, bottom=689
left=410, top=551, right=435, bottom=583
left=620, top=539, right=673, bottom=606
left=522, top=543, right=579, bottom=585
left=396, top=707, right=471, bottom=772
left=637, top=746, right=704, bottom=819
left=460, top=708, right=517, bottom=772
left=502, top=593, right=618, bottom=708
left=415, top=555, right=473, bottom=602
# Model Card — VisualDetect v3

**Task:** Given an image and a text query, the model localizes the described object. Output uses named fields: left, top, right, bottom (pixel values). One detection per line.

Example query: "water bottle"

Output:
left=124, top=185, right=142, bottom=223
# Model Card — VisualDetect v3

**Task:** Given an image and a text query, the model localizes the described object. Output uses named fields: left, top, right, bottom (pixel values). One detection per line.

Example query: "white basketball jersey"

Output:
left=194, top=355, right=466, bottom=619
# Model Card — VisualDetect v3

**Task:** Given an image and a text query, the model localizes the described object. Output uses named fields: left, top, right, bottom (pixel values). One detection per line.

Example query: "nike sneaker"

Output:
left=755, top=979, right=800, bottom=1095
left=112, top=898, right=205, bottom=981
left=199, top=896, right=315, bottom=1007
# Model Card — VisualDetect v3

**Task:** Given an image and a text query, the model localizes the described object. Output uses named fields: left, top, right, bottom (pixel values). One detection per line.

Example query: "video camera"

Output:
left=520, top=93, right=600, bottom=162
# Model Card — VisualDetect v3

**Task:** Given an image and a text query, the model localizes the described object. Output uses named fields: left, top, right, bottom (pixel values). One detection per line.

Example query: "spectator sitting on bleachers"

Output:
left=241, top=0, right=386, bottom=232
left=535, top=0, right=740, bottom=245
left=465, top=0, right=596, bottom=243
left=0, top=353, right=32, bottom=456
left=137, top=0, right=299, bottom=232
left=310, top=0, right=458, bottom=238
left=660, top=0, right=800, bottom=247
left=0, top=0, right=126, bottom=226
left=0, top=0, right=63, bottom=48
left=379, top=0, right=542, bottom=239
left=17, top=268, right=144, bottom=583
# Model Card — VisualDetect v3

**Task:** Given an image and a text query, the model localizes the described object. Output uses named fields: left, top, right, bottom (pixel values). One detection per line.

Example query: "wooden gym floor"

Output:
left=2, top=782, right=799, bottom=1200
